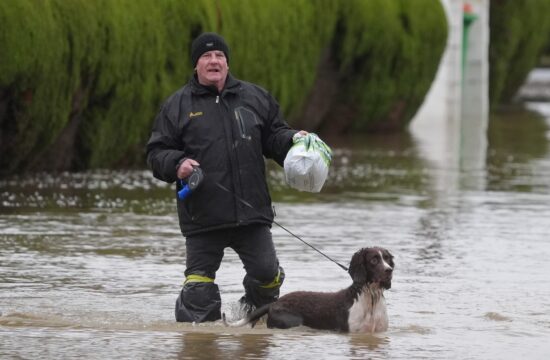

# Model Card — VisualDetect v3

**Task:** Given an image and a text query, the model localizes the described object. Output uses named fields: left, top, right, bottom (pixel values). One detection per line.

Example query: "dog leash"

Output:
left=215, top=182, right=349, bottom=272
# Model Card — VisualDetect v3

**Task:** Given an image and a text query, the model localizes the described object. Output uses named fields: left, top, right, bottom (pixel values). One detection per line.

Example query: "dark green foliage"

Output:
left=215, top=0, right=339, bottom=117
left=0, top=0, right=447, bottom=174
left=0, top=0, right=68, bottom=172
left=0, top=0, right=202, bottom=172
left=331, top=0, right=447, bottom=132
left=489, top=0, right=550, bottom=106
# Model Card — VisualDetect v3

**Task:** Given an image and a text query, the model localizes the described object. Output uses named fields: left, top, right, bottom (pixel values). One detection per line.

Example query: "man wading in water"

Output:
left=146, top=32, right=308, bottom=322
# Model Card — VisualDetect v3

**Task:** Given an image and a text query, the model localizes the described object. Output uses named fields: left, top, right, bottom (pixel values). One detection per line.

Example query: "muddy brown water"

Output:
left=1, top=110, right=550, bottom=359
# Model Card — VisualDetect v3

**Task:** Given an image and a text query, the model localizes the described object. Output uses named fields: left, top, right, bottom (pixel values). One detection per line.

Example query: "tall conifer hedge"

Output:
left=489, top=0, right=550, bottom=106
left=0, top=0, right=447, bottom=174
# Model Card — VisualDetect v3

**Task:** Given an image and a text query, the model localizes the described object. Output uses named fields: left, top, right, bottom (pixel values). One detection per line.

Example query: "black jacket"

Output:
left=146, top=74, right=296, bottom=236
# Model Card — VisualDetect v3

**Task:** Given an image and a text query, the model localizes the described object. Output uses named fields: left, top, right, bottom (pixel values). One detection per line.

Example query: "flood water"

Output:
left=2, top=108, right=550, bottom=359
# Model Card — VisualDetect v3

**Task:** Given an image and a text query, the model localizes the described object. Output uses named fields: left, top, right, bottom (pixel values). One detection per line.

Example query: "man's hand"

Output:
left=293, top=130, right=309, bottom=142
left=177, top=158, right=200, bottom=179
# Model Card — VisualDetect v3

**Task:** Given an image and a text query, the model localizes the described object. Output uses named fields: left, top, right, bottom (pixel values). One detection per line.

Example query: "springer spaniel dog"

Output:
left=223, top=247, right=394, bottom=333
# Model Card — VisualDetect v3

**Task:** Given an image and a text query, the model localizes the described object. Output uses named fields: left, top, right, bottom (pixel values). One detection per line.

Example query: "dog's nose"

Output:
left=385, top=267, right=393, bottom=274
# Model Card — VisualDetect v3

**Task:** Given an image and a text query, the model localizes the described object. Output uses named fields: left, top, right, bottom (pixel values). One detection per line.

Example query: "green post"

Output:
left=462, top=3, right=478, bottom=83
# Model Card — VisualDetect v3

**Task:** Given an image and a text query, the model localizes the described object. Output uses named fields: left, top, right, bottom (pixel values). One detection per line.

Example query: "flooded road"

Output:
left=2, top=109, right=550, bottom=359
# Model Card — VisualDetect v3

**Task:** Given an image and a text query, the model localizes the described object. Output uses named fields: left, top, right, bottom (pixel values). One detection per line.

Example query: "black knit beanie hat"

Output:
left=191, top=32, right=230, bottom=67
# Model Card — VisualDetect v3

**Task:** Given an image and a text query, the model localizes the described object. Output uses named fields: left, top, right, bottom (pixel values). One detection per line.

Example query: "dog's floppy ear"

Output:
left=348, top=248, right=368, bottom=284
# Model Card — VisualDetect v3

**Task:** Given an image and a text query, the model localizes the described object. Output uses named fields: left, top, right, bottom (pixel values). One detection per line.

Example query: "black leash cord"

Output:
left=214, top=182, right=349, bottom=272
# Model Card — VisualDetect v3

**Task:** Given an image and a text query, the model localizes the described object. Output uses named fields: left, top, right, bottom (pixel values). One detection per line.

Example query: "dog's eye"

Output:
left=370, top=258, right=379, bottom=265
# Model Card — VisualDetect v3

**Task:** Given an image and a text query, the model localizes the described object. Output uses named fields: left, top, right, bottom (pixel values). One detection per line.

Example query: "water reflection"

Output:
left=175, top=330, right=390, bottom=360
left=178, top=332, right=271, bottom=360
left=487, top=109, right=550, bottom=192
left=1, top=109, right=548, bottom=209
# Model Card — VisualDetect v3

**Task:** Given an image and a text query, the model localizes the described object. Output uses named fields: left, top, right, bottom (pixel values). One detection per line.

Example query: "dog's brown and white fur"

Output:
left=224, top=247, right=394, bottom=333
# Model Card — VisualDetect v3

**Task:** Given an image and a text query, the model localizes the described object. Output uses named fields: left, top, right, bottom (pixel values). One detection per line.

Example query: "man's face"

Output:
left=195, top=50, right=229, bottom=91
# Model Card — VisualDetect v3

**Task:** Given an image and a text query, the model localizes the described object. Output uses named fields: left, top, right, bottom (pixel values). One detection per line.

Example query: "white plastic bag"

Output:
left=283, top=133, right=332, bottom=192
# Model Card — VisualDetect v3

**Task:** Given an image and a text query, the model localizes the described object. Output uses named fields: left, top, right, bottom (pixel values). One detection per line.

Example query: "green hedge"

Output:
left=489, top=0, right=550, bottom=106
left=332, top=0, right=447, bottom=131
left=0, top=0, right=447, bottom=174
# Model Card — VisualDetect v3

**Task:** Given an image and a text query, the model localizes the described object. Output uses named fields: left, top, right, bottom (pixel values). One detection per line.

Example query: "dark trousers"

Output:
left=175, top=224, right=284, bottom=322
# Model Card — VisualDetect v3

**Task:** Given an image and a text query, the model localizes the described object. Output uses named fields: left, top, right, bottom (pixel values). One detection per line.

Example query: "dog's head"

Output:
left=348, top=247, right=394, bottom=289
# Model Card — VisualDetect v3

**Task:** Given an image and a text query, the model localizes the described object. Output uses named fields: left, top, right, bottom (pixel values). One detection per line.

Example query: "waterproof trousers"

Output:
left=175, top=224, right=284, bottom=322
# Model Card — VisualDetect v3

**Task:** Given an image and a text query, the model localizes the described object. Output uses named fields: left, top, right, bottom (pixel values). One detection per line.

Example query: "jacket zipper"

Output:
left=216, top=93, right=242, bottom=224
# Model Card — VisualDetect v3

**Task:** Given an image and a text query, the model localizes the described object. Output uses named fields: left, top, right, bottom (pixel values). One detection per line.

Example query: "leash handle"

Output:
left=178, top=167, right=204, bottom=200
